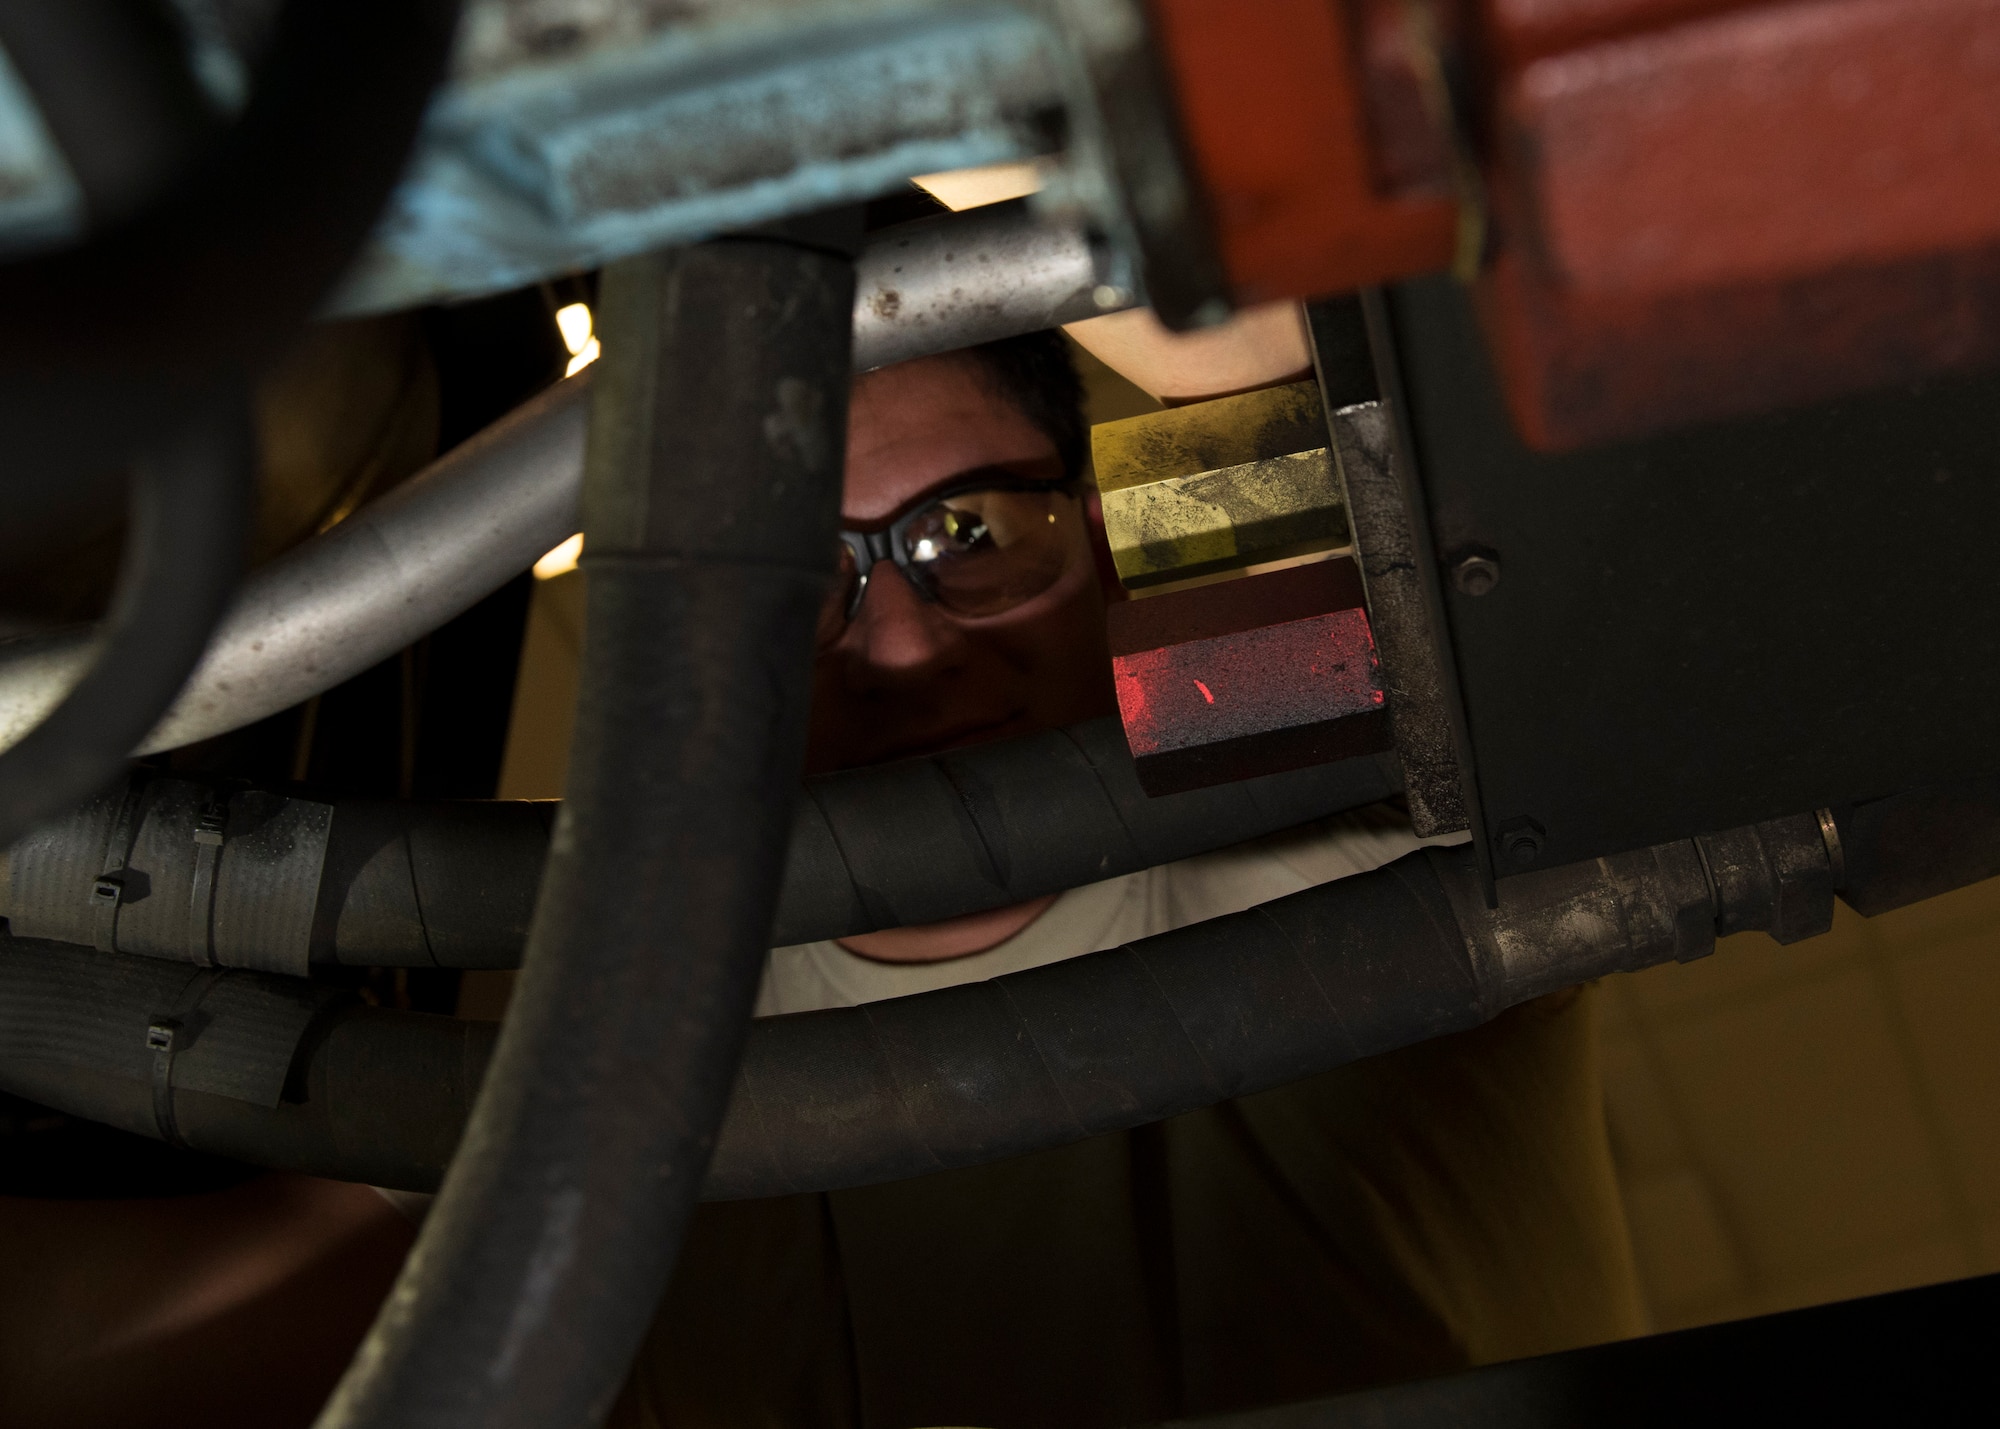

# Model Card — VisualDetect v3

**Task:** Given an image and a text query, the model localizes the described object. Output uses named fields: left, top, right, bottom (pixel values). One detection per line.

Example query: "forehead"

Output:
left=844, top=353, right=1059, bottom=523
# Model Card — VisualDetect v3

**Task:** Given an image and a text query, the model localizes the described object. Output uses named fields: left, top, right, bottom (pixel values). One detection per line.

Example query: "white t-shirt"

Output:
left=755, top=806, right=1454, bottom=1016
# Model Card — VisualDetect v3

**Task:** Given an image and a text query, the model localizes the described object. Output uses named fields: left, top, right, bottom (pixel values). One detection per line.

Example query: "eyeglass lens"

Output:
left=817, top=486, right=1077, bottom=645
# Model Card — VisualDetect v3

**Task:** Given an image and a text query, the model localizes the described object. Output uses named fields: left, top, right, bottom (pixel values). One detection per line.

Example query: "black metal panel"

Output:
left=1385, top=276, right=2000, bottom=871
left=1167, top=1270, right=2000, bottom=1428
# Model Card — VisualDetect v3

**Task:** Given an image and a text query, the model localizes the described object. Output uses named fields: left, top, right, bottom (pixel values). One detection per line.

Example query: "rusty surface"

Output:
left=1695, top=813, right=1836, bottom=946
left=1106, top=559, right=1390, bottom=796
left=1435, top=837, right=1719, bottom=1007
left=1328, top=401, right=1467, bottom=837
left=1144, top=0, right=1456, bottom=305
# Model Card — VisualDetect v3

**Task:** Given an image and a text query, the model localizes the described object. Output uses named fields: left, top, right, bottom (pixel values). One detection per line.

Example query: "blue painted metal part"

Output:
left=0, top=0, right=1096, bottom=316
left=0, top=47, right=82, bottom=259
left=328, top=1, right=1069, bottom=315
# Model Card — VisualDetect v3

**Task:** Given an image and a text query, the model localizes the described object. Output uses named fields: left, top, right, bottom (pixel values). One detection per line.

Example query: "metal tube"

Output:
left=0, top=205, right=1126, bottom=761
left=0, top=372, right=588, bottom=759
left=850, top=199, right=1112, bottom=369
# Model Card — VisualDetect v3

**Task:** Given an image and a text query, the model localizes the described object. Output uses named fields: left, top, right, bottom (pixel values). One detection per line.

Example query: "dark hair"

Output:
left=958, top=330, right=1088, bottom=483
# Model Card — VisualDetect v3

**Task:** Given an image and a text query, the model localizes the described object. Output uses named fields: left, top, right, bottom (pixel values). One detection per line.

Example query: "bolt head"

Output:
left=1452, top=553, right=1501, bottom=596
left=1497, top=817, right=1547, bottom=869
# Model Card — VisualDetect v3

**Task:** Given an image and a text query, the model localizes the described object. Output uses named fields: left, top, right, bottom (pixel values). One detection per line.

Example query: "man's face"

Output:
left=803, top=353, right=1116, bottom=774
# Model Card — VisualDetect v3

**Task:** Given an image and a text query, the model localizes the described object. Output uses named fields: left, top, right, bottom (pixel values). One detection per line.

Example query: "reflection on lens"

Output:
left=822, top=485, right=1080, bottom=645
left=906, top=488, right=1074, bottom=617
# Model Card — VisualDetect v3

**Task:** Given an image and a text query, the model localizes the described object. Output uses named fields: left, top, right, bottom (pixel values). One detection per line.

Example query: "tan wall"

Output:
left=1603, top=880, right=2000, bottom=1329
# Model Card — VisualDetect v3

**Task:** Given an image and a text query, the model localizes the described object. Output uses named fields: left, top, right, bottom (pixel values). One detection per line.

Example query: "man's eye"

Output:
left=911, top=509, right=991, bottom=562
left=940, top=510, right=990, bottom=547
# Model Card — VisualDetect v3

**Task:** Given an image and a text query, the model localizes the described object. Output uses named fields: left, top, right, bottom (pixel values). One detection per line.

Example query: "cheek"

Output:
left=960, top=551, right=1111, bottom=675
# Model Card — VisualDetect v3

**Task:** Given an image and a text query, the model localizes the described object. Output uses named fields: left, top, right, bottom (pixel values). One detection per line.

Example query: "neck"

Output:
left=835, top=895, right=1058, bottom=964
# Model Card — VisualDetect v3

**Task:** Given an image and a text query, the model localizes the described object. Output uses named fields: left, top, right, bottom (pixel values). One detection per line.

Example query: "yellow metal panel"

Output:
left=1101, top=448, right=1347, bottom=587
left=1092, top=380, right=1328, bottom=492
left=1091, top=381, right=1347, bottom=587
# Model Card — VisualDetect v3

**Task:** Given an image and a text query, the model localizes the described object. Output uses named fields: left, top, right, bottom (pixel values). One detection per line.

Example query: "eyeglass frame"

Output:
left=833, top=472, right=1081, bottom=625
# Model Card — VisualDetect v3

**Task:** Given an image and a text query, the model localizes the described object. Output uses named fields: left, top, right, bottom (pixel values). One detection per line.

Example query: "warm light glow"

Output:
left=911, top=158, right=1049, bottom=212
left=565, top=336, right=600, bottom=377
left=555, top=302, right=593, bottom=354
left=534, top=532, right=583, bottom=580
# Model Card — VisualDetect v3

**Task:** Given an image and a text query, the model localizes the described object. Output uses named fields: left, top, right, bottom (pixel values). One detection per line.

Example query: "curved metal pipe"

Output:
left=850, top=199, right=1112, bottom=370
left=0, top=204, right=1126, bottom=761
left=0, top=373, right=590, bottom=758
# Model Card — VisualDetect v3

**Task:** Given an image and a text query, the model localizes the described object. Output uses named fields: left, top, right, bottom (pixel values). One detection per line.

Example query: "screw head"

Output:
left=1451, top=552, right=1501, bottom=596
left=1497, top=817, right=1546, bottom=869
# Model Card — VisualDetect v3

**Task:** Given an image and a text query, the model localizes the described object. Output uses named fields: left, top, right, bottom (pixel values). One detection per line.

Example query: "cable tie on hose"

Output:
left=146, top=968, right=223, bottom=1146
left=91, top=774, right=151, bottom=953
left=147, top=1015, right=182, bottom=1144
left=186, top=794, right=228, bottom=965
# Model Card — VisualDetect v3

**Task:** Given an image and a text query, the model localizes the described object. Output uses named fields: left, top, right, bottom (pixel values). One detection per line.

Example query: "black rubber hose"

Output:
left=0, top=0, right=219, bottom=227
left=317, top=238, right=857, bottom=1429
left=0, top=844, right=1486, bottom=1197
left=714, top=845, right=1478, bottom=1196
left=0, top=396, right=250, bottom=848
left=319, top=730, right=1396, bottom=961
left=3, top=731, right=1400, bottom=967
left=777, top=722, right=1401, bottom=946
left=0, top=817, right=1848, bottom=1199
left=0, top=0, right=459, bottom=527
left=0, top=981, right=495, bottom=1194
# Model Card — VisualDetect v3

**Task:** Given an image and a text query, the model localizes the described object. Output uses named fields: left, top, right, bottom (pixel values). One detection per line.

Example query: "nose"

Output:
left=847, top=563, right=969, bottom=680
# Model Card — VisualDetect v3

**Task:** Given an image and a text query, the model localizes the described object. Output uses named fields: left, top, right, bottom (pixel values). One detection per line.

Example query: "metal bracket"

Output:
left=1325, top=398, right=1468, bottom=839
left=1358, top=288, right=1497, bottom=902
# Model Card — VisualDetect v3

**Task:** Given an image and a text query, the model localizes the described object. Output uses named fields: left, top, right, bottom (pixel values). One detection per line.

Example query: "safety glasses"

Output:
left=817, top=474, right=1081, bottom=646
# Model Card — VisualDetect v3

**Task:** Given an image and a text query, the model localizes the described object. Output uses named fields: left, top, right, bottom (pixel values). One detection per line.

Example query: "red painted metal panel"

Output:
left=1500, top=0, right=2000, bottom=300
left=1146, top=0, right=1456, bottom=305
left=1473, top=0, right=2000, bottom=448
left=1476, top=0, right=1761, bottom=65
left=1478, top=238, right=2000, bottom=450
